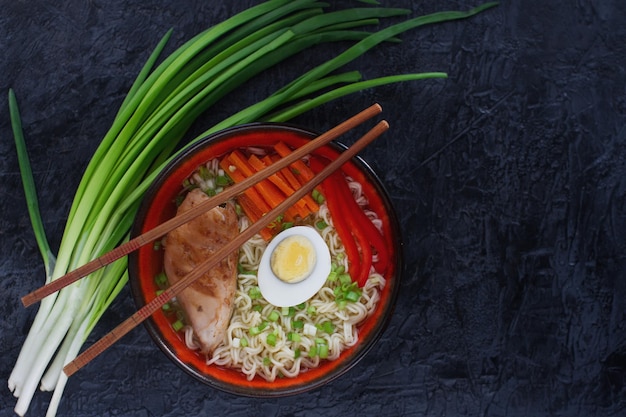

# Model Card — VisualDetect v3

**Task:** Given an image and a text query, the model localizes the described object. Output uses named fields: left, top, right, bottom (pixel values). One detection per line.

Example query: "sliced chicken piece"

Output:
left=163, top=188, right=239, bottom=354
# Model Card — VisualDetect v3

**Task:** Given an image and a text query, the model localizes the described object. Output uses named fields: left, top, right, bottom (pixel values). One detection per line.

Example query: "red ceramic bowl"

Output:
left=128, top=123, right=403, bottom=397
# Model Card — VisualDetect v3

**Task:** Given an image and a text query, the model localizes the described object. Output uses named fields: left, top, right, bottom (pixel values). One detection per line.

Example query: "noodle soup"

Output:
left=129, top=123, right=401, bottom=396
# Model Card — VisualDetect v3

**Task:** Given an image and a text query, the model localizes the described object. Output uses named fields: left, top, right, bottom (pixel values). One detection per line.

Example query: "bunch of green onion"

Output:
left=7, top=1, right=497, bottom=415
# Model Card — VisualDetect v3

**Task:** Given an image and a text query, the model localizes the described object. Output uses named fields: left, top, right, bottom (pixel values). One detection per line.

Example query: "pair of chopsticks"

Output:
left=21, top=103, right=388, bottom=376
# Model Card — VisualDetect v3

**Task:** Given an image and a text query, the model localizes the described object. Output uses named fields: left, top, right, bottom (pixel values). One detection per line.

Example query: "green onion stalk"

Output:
left=7, top=1, right=497, bottom=416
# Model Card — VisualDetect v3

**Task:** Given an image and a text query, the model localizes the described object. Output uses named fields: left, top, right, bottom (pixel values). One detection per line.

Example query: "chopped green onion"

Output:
left=334, top=278, right=363, bottom=307
left=263, top=357, right=271, bottom=366
left=292, top=320, right=304, bottom=329
left=307, top=305, right=317, bottom=315
left=281, top=221, right=294, bottom=230
left=294, top=348, right=302, bottom=359
left=249, top=286, right=262, bottom=300
left=315, top=220, right=328, bottom=230
left=266, top=333, right=277, bottom=346
left=250, top=322, right=268, bottom=336
left=281, top=306, right=295, bottom=317
left=346, top=290, right=361, bottom=302
left=155, top=272, right=168, bottom=288
left=312, top=188, right=325, bottom=204
left=268, top=310, right=280, bottom=322
left=306, top=338, right=329, bottom=358
left=303, top=323, right=317, bottom=337
left=198, top=165, right=211, bottom=180
left=319, top=343, right=329, bottom=359
left=240, top=338, right=249, bottom=348
left=287, top=332, right=301, bottom=342
left=216, top=175, right=231, bottom=186
left=317, top=321, right=334, bottom=334
left=172, top=320, right=184, bottom=332
left=339, top=273, right=352, bottom=286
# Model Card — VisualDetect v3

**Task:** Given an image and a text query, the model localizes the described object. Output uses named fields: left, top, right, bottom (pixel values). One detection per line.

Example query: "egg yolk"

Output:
left=270, top=235, right=316, bottom=283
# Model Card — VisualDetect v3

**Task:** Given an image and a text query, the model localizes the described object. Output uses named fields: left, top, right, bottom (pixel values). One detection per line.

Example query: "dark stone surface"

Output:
left=1, top=0, right=625, bottom=416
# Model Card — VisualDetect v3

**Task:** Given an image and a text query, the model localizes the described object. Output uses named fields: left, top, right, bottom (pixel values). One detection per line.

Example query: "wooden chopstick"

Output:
left=21, top=103, right=383, bottom=308
left=63, top=119, right=389, bottom=377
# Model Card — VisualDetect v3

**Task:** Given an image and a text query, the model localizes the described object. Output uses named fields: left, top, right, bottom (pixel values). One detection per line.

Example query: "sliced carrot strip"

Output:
left=238, top=194, right=273, bottom=240
left=219, top=156, right=275, bottom=240
left=227, top=151, right=290, bottom=214
left=267, top=153, right=319, bottom=214
left=253, top=154, right=310, bottom=218
left=274, top=141, right=316, bottom=184
left=309, top=157, right=361, bottom=282
left=219, top=157, right=271, bottom=214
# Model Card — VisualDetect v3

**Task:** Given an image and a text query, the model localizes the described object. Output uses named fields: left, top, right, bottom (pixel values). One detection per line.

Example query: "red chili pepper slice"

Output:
left=310, top=156, right=390, bottom=286
left=330, top=172, right=373, bottom=285
left=349, top=210, right=372, bottom=287
left=309, top=158, right=361, bottom=281
left=330, top=167, right=389, bottom=276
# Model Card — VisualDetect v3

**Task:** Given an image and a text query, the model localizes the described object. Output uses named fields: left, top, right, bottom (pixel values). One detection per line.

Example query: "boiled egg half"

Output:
left=258, top=226, right=331, bottom=307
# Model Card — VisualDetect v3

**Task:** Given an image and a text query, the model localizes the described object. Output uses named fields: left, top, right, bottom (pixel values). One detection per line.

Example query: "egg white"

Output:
left=257, top=226, right=331, bottom=307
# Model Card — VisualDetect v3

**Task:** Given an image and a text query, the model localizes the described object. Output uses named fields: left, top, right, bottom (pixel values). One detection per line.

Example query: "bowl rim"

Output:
left=128, top=122, right=404, bottom=397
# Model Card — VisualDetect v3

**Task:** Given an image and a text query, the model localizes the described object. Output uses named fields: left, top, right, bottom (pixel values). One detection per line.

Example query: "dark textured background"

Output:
left=1, top=1, right=625, bottom=416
